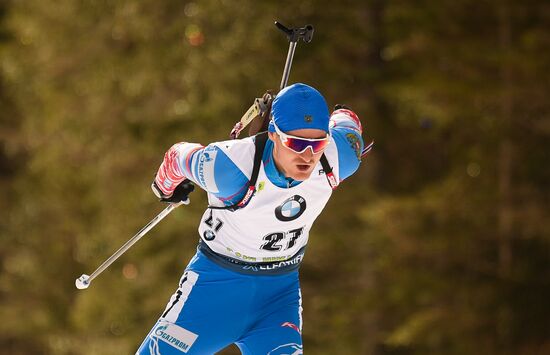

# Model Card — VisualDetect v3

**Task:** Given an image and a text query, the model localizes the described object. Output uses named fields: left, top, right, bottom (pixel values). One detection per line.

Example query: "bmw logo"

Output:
left=275, top=195, right=307, bottom=222
left=203, top=230, right=216, bottom=241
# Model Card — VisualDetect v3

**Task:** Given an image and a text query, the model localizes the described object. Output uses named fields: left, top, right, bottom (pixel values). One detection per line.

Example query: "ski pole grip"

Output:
left=275, top=22, right=314, bottom=43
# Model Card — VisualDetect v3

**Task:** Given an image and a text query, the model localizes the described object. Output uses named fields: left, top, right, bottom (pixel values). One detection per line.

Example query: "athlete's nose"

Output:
left=299, top=147, right=314, bottom=162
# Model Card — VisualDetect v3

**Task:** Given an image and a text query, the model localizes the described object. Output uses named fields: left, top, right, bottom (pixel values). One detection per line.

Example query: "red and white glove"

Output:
left=152, top=179, right=194, bottom=203
left=152, top=143, right=195, bottom=202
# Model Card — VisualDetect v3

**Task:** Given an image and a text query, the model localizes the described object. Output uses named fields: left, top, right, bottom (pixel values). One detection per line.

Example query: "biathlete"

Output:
left=137, top=83, right=365, bottom=354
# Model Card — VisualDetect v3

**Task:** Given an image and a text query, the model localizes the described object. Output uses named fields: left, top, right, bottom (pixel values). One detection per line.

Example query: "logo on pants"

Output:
left=153, top=321, right=198, bottom=353
left=268, top=343, right=303, bottom=355
left=281, top=322, right=301, bottom=334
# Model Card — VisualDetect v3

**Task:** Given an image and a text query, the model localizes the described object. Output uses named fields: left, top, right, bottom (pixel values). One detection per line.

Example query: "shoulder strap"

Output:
left=320, top=154, right=338, bottom=189
left=248, top=131, right=268, bottom=189
left=209, top=132, right=269, bottom=211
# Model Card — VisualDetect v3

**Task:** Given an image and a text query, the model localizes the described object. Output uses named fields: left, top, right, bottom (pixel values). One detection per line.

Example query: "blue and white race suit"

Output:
left=137, top=109, right=365, bottom=354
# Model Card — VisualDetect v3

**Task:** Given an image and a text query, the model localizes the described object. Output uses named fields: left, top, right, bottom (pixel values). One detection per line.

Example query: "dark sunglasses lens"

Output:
left=286, top=138, right=328, bottom=153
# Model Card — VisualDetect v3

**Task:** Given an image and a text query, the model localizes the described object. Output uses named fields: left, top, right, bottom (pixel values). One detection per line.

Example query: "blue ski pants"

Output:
left=136, top=250, right=303, bottom=354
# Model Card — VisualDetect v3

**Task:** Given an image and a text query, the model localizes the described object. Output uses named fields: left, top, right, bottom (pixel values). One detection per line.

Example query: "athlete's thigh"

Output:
left=137, top=261, right=251, bottom=354
left=236, top=295, right=303, bottom=355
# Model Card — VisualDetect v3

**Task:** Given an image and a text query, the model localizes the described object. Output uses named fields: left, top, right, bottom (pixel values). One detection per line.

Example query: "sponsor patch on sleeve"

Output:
left=197, top=146, right=219, bottom=193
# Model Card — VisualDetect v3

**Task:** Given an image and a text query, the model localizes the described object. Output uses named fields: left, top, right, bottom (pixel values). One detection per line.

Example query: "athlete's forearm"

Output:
left=153, top=141, right=250, bottom=204
left=154, top=142, right=204, bottom=196
left=329, top=108, right=365, bottom=180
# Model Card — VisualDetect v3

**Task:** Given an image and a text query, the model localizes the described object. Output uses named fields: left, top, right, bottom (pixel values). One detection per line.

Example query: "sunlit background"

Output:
left=0, top=0, right=548, bottom=354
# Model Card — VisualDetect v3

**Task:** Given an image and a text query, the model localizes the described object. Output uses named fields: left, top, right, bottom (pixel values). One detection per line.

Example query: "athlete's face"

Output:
left=268, top=128, right=328, bottom=181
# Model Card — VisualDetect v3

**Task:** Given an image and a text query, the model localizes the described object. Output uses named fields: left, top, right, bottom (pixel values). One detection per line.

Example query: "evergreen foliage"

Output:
left=0, top=1, right=548, bottom=354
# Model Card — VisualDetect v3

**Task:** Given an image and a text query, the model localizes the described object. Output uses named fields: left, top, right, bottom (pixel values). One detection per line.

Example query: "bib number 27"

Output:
left=260, top=227, right=304, bottom=251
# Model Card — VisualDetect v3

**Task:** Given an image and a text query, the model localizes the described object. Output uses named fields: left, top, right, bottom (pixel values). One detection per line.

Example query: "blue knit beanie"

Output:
left=268, top=83, right=330, bottom=134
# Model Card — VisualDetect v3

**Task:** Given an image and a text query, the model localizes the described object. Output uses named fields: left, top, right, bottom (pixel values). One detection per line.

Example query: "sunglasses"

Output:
left=273, top=121, right=331, bottom=154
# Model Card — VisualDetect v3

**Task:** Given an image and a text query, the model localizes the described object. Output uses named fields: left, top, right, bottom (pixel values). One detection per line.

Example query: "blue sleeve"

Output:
left=331, top=127, right=364, bottom=181
left=186, top=144, right=249, bottom=205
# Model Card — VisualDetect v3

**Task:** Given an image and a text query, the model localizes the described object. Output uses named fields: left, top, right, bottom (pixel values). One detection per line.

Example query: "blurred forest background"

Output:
left=0, top=0, right=549, bottom=354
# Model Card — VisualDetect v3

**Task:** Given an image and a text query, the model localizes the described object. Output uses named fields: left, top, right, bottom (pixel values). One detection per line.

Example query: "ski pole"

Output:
left=275, top=21, right=314, bottom=90
left=230, top=21, right=314, bottom=139
left=75, top=200, right=187, bottom=290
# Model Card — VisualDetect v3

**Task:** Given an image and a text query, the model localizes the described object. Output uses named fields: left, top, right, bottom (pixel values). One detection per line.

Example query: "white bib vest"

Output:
left=198, top=136, right=340, bottom=264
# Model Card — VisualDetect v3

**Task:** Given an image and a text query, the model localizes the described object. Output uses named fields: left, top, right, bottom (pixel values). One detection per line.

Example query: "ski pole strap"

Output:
left=320, top=154, right=338, bottom=189
left=208, top=132, right=269, bottom=212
